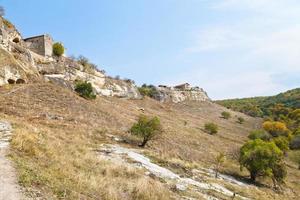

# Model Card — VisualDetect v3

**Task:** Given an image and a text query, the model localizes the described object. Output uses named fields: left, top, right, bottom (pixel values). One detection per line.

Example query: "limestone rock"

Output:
left=154, top=84, right=210, bottom=103
left=0, top=48, right=29, bottom=85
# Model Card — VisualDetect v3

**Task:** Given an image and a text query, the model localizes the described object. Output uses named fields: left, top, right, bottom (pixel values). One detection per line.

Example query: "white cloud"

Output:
left=182, top=0, right=300, bottom=99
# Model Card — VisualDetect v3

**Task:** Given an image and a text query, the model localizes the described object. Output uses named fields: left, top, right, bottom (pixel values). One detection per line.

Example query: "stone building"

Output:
left=174, top=83, right=191, bottom=90
left=24, top=34, right=53, bottom=57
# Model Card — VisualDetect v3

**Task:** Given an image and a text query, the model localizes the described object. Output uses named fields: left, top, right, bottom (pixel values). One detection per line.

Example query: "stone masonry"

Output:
left=24, top=34, right=53, bottom=57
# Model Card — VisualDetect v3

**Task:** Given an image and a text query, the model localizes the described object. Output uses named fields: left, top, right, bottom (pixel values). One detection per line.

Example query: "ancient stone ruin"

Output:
left=24, top=34, right=53, bottom=57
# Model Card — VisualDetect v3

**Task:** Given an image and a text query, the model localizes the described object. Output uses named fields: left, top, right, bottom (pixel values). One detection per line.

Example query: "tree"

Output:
left=237, top=117, right=245, bottom=124
left=138, top=84, right=158, bottom=98
left=0, top=6, right=5, bottom=16
left=262, top=121, right=289, bottom=137
left=204, top=122, right=218, bottom=135
left=239, top=139, right=284, bottom=182
left=77, top=55, right=89, bottom=67
left=130, top=115, right=162, bottom=147
left=272, top=136, right=289, bottom=153
left=52, top=42, right=65, bottom=57
left=248, top=130, right=271, bottom=141
left=74, top=81, right=96, bottom=99
left=214, top=153, right=225, bottom=178
left=221, top=111, right=231, bottom=119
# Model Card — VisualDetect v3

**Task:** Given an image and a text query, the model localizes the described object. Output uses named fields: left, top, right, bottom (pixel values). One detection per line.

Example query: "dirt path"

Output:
left=0, top=121, right=24, bottom=200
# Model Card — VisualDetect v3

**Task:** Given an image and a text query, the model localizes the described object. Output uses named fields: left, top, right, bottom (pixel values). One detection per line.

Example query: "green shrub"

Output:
left=74, top=81, right=96, bottom=99
left=248, top=130, right=271, bottom=141
left=130, top=115, right=162, bottom=147
left=272, top=136, right=289, bottom=152
left=204, top=122, right=218, bottom=135
left=138, top=84, right=158, bottom=98
left=221, top=111, right=231, bottom=119
left=52, top=42, right=65, bottom=57
left=237, top=117, right=245, bottom=124
left=239, top=139, right=285, bottom=182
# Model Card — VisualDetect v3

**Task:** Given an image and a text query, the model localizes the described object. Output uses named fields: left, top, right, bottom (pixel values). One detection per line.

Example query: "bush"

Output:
left=239, top=139, right=285, bottom=182
left=248, top=130, right=271, bottom=141
left=272, top=136, right=289, bottom=152
left=130, top=115, right=162, bottom=147
left=74, top=81, right=96, bottom=99
left=52, top=42, right=65, bottom=57
left=138, top=84, right=158, bottom=98
left=237, top=117, right=245, bottom=124
left=221, top=111, right=231, bottom=119
left=77, top=55, right=89, bottom=67
left=263, top=121, right=289, bottom=137
left=290, top=135, right=300, bottom=150
left=204, top=123, right=218, bottom=135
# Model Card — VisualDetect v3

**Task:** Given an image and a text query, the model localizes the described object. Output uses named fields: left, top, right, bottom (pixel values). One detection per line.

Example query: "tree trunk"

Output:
left=250, top=172, right=256, bottom=182
left=139, top=138, right=148, bottom=148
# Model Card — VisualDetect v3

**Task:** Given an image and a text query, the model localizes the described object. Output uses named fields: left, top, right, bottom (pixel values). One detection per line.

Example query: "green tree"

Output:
left=204, top=122, right=218, bottom=135
left=239, top=139, right=284, bottom=182
left=130, top=115, right=162, bottom=147
left=52, top=42, right=65, bottom=57
left=248, top=130, right=271, bottom=141
left=221, top=111, right=231, bottom=119
left=272, top=136, right=289, bottom=153
left=74, top=81, right=96, bottom=99
left=138, top=84, right=158, bottom=98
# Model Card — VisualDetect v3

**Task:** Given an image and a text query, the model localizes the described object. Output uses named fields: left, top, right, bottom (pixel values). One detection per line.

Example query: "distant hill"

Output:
left=216, top=88, right=300, bottom=117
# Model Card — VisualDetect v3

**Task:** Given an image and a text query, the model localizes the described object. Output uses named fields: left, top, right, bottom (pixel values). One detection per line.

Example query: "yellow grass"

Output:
left=0, top=83, right=299, bottom=199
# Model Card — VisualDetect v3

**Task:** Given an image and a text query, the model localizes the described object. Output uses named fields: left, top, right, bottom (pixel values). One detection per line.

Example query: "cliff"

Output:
left=0, top=17, right=141, bottom=99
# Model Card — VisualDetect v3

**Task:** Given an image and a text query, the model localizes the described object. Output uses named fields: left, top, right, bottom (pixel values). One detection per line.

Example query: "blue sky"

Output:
left=2, top=0, right=300, bottom=99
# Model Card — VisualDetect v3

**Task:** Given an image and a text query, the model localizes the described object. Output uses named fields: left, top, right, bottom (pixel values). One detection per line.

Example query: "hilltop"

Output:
left=0, top=17, right=299, bottom=200
left=216, top=88, right=300, bottom=117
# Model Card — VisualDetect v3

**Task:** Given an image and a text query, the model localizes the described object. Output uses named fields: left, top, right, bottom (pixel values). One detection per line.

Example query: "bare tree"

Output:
left=0, top=6, right=5, bottom=17
left=214, top=153, right=225, bottom=178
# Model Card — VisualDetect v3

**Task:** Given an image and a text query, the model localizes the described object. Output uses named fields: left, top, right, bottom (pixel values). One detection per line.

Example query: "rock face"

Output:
left=0, top=17, right=142, bottom=99
left=154, top=83, right=210, bottom=103
left=0, top=17, right=209, bottom=102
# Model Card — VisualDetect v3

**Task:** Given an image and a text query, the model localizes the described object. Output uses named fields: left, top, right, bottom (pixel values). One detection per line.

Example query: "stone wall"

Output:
left=24, top=35, right=53, bottom=57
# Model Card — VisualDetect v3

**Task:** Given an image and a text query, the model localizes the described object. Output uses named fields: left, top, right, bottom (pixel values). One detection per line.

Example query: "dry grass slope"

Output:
left=0, top=83, right=299, bottom=199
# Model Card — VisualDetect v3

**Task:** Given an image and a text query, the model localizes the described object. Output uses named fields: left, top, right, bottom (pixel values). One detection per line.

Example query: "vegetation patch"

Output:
left=74, top=81, right=96, bottom=99
left=204, top=122, right=218, bottom=135
left=52, top=42, right=65, bottom=57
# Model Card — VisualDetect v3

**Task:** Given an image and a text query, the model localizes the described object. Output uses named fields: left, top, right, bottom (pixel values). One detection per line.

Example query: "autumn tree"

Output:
left=262, top=121, right=289, bottom=137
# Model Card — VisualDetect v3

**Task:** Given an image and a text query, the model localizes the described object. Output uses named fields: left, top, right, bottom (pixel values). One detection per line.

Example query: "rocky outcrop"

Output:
left=154, top=84, right=210, bottom=103
left=0, top=48, right=32, bottom=85
left=97, top=78, right=141, bottom=99
left=0, top=17, right=142, bottom=99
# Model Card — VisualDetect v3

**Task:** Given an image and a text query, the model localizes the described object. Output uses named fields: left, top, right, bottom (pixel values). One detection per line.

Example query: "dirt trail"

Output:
left=0, top=121, right=24, bottom=200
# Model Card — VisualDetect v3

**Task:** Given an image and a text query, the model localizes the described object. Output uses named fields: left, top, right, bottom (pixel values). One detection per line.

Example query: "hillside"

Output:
left=216, top=88, right=300, bottom=117
left=0, top=83, right=299, bottom=200
left=0, top=16, right=300, bottom=200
